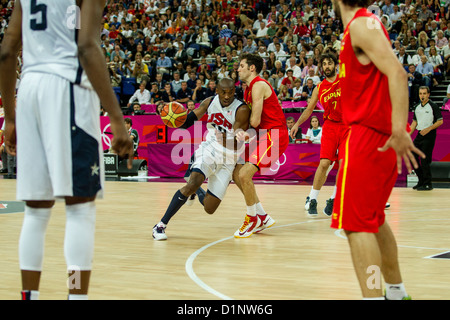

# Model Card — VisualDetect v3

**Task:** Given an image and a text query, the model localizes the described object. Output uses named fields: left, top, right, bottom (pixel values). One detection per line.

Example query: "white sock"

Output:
left=362, top=297, right=385, bottom=300
left=68, top=294, right=88, bottom=300
left=247, top=204, right=256, bottom=216
left=255, top=202, right=266, bottom=216
left=157, top=221, right=167, bottom=228
left=330, top=185, right=337, bottom=200
left=385, top=283, right=408, bottom=300
left=19, top=206, right=52, bottom=271
left=309, top=188, right=320, bottom=200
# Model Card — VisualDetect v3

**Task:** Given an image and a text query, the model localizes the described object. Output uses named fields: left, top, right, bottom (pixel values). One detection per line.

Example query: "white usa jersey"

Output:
left=21, top=0, right=92, bottom=88
left=206, top=95, right=245, bottom=150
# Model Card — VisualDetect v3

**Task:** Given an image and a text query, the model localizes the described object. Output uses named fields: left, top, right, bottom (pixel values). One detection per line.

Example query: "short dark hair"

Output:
left=319, top=52, right=338, bottom=68
left=124, top=118, right=133, bottom=125
left=240, top=53, right=264, bottom=74
left=419, top=86, right=430, bottom=93
left=340, top=0, right=373, bottom=7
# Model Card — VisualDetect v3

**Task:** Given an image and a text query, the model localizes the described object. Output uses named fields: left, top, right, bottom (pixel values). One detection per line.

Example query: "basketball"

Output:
left=160, top=102, right=187, bottom=128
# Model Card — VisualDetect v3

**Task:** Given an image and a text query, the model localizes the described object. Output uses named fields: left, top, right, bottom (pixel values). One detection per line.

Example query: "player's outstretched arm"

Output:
left=0, top=0, right=22, bottom=156
left=349, top=17, right=425, bottom=173
left=77, top=0, right=133, bottom=168
left=179, top=97, right=213, bottom=129
left=192, top=97, right=212, bottom=121
left=290, top=86, right=319, bottom=140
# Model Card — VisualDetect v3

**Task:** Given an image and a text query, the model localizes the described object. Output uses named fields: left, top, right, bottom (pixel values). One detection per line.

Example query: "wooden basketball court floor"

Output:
left=0, top=177, right=449, bottom=300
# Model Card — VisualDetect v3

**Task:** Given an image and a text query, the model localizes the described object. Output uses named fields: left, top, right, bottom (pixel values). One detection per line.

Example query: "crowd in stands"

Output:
left=1, top=0, right=450, bottom=113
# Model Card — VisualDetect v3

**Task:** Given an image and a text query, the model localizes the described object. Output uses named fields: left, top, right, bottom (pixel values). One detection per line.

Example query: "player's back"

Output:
left=317, top=77, right=342, bottom=122
left=21, top=0, right=90, bottom=87
left=244, top=76, right=287, bottom=131
left=339, top=8, right=392, bottom=135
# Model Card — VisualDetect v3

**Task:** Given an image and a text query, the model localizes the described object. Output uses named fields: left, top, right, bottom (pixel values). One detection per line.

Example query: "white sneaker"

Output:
left=185, top=194, right=196, bottom=206
left=385, top=202, right=390, bottom=209
left=152, top=223, right=168, bottom=241
left=305, top=196, right=311, bottom=210
left=234, top=215, right=260, bottom=238
left=254, top=214, right=275, bottom=233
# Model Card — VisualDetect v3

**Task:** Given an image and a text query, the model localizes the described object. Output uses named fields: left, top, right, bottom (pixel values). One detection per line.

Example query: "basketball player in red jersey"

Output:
left=234, top=53, right=289, bottom=238
left=331, top=0, right=425, bottom=299
left=290, top=52, right=347, bottom=217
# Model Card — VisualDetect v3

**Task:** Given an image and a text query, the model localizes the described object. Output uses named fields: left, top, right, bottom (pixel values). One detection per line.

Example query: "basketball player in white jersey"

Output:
left=153, top=78, right=258, bottom=240
left=0, top=0, right=133, bottom=300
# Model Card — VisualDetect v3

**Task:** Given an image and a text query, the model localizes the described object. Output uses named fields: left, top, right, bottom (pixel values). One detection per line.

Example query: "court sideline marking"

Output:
left=186, top=216, right=450, bottom=300
left=185, top=219, right=328, bottom=300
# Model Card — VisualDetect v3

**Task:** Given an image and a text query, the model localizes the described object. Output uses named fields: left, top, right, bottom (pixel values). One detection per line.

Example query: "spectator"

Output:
left=192, top=79, right=208, bottom=103
left=305, top=115, right=322, bottom=144
left=301, top=57, right=317, bottom=80
left=302, top=78, right=316, bottom=100
left=205, top=80, right=217, bottom=99
left=410, top=47, right=425, bottom=66
left=435, top=30, right=449, bottom=50
left=407, top=64, right=423, bottom=108
left=186, top=100, right=196, bottom=113
left=171, top=71, right=183, bottom=94
left=303, top=68, right=321, bottom=86
left=278, top=84, right=292, bottom=101
left=242, top=37, right=258, bottom=54
left=397, top=46, right=412, bottom=68
left=281, top=69, right=297, bottom=89
left=132, top=54, right=149, bottom=84
left=128, top=82, right=151, bottom=107
left=156, top=50, right=172, bottom=76
left=292, top=78, right=304, bottom=101
left=176, top=81, right=193, bottom=104
left=416, top=55, right=434, bottom=88
left=186, top=71, right=198, bottom=90
left=150, top=82, right=164, bottom=104
left=286, top=117, right=302, bottom=143
left=285, top=56, right=302, bottom=79
left=155, top=72, right=166, bottom=91
left=161, top=83, right=176, bottom=103
left=429, top=46, right=444, bottom=85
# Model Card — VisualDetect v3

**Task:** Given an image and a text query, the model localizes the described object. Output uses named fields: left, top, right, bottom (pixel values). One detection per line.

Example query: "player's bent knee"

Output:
left=203, top=194, right=221, bottom=215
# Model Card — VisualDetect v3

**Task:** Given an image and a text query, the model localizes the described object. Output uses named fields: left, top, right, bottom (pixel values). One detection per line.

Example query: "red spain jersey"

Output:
left=317, top=77, right=342, bottom=122
left=339, top=8, right=392, bottom=135
left=244, top=76, right=287, bottom=130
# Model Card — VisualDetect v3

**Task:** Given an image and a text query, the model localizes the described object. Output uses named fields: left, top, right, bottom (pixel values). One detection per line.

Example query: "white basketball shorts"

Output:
left=190, top=140, right=236, bottom=200
left=16, top=72, right=104, bottom=201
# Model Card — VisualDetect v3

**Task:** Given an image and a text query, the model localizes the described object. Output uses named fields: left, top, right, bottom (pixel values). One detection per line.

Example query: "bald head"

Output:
left=218, top=77, right=235, bottom=90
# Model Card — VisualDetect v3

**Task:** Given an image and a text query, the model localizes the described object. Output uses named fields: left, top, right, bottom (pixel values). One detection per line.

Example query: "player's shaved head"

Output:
left=218, top=77, right=235, bottom=90
left=217, top=78, right=235, bottom=107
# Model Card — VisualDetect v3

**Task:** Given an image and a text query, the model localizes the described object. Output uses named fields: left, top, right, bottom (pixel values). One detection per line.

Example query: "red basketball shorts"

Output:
left=331, top=125, right=397, bottom=233
left=244, top=127, right=289, bottom=171
left=320, top=120, right=350, bottom=162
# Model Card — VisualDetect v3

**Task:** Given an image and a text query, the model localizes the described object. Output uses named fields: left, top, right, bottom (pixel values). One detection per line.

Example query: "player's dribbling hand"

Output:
left=4, top=121, right=16, bottom=156
left=378, top=130, right=426, bottom=174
